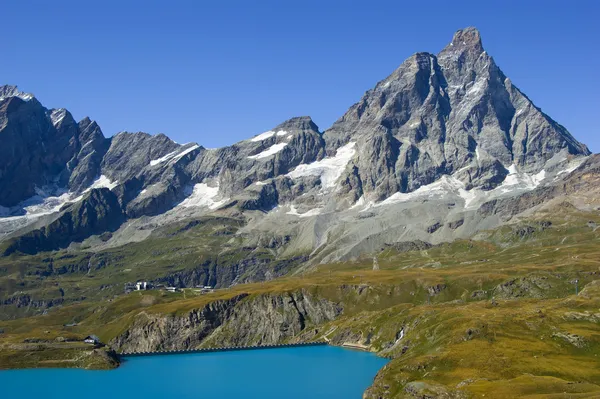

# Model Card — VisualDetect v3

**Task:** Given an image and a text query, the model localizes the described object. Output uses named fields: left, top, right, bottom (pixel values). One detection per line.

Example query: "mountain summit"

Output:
left=325, top=27, right=589, bottom=202
left=0, top=28, right=592, bottom=261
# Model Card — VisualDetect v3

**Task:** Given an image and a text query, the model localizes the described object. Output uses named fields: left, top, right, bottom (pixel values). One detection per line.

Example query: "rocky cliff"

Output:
left=109, top=291, right=342, bottom=352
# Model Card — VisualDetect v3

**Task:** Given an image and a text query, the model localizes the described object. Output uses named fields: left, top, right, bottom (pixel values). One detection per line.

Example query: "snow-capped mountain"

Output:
left=0, top=28, right=592, bottom=259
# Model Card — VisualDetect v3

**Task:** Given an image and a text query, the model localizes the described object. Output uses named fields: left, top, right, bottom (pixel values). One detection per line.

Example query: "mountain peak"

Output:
left=0, top=85, right=34, bottom=102
left=444, top=27, right=484, bottom=54
left=437, top=27, right=489, bottom=87
left=274, top=116, right=320, bottom=133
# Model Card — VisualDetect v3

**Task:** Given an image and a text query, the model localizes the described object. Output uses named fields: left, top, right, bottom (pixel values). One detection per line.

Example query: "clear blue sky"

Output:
left=1, top=0, right=598, bottom=152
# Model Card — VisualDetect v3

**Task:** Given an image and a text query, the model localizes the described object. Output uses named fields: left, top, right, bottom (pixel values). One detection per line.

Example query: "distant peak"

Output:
left=78, top=116, right=101, bottom=132
left=79, top=116, right=93, bottom=125
left=0, top=85, right=35, bottom=102
left=275, top=116, right=320, bottom=133
left=445, top=27, right=484, bottom=54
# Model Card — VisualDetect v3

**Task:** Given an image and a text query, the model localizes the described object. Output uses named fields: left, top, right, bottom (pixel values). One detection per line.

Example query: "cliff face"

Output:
left=109, top=291, right=342, bottom=352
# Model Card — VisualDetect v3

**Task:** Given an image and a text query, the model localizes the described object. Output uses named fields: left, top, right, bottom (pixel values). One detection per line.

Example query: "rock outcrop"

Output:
left=110, top=291, right=342, bottom=352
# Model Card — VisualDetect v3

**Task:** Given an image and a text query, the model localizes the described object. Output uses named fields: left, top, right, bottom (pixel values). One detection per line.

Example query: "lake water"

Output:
left=0, top=345, right=387, bottom=398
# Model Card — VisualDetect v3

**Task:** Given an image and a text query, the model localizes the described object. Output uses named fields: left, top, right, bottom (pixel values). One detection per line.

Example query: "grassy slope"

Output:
left=0, top=206, right=599, bottom=397
left=0, top=215, right=305, bottom=320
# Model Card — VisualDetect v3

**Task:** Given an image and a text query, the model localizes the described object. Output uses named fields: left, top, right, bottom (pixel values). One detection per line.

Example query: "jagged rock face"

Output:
left=125, top=178, right=185, bottom=218
left=213, top=116, right=325, bottom=197
left=0, top=95, right=74, bottom=206
left=437, top=28, right=588, bottom=171
left=101, top=132, right=181, bottom=182
left=0, top=86, right=112, bottom=207
left=98, top=132, right=190, bottom=217
left=326, top=27, right=589, bottom=201
left=67, top=117, right=110, bottom=192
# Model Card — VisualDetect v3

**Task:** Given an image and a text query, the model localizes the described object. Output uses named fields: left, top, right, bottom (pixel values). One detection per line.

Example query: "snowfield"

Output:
left=287, top=142, right=356, bottom=188
left=0, top=175, right=120, bottom=235
left=171, top=144, right=200, bottom=163
left=150, top=150, right=178, bottom=166
left=364, top=160, right=581, bottom=212
left=248, top=143, right=288, bottom=160
left=149, top=144, right=200, bottom=167
left=178, top=183, right=229, bottom=210
left=84, top=175, right=119, bottom=192
left=50, top=109, right=67, bottom=126
left=286, top=205, right=323, bottom=218
left=250, top=131, right=275, bottom=142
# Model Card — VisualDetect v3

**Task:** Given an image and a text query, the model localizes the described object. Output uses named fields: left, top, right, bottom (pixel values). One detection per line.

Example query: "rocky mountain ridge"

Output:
left=0, top=27, right=592, bottom=263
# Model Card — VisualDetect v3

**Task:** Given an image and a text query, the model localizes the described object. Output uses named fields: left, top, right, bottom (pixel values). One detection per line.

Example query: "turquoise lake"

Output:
left=0, top=345, right=387, bottom=398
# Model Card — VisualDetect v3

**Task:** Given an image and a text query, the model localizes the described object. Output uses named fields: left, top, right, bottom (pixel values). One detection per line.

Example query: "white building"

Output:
left=84, top=335, right=100, bottom=344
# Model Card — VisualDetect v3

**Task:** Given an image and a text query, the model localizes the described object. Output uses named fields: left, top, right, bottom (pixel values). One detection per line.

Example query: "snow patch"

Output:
left=0, top=187, right=82, bottom=225
left=0, top=175, right=122, bottom=232
left=276, top=130, right=288, bottom=136
left=150, top=150, right=178, bottom=166
left=248, top=143, right=287, bottom=160
left=0, top=86, right=34, bottom=102
left=178, top=183, right=228, bottom=210
left=286, top=205, right=323, bottom=218
left=22, top=192, right=74, bottom=217
left=287, top=142, right=356, bottom=189
left=50, top=109, right=67, bottom=125
left=459, top=187, right=478, bottom=209
left=18, top=92, right=33, bottom=101
left=408, top=119, right=421, bottom=128
left=350, top=196, right=366, bottom=210
left=150, top=144, right=199, bottom=167
left=250, top=131, right=275, bottom=142
left=371, top=166, right=549, bottom=212
left=461, top=165, right=548, bottom=209
left=377, top=175, right=468, bottom=207
left=556, top=157, right=586, bottom=177
left=0, top=92, right=33, bottom=102
left=84, top=175, right=119, bottom=193
left=81, top=139, right=95, bottom=150
left=170, top=144, right=200, bottom=163
left=466, top=79, right=486, bottom=96
left=497, top=165, right=545, bottom=194
left=429, top=55, right=436, bottom=76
